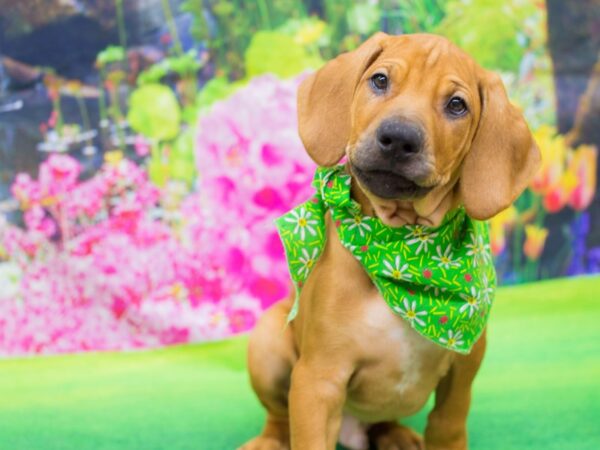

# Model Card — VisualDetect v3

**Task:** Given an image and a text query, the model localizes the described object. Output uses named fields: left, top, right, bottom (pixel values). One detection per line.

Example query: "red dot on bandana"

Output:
left=439, top=316, right=448, bottom=325
left=423, top=269, right=432, bottom=279
left=311, top=197, right=319, bottom=203
left=327, top=181, right=334, bottom=188
left=335, top=220, right=341, bottom=228
left=408, top=289, right=415, bottom=295
left=464, top=273, right=473, bottom=282
left=360, top=245, right=369, bottom=252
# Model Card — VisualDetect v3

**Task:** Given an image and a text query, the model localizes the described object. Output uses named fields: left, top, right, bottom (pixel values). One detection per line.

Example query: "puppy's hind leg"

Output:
left=238, top=299, right=297, bottom=450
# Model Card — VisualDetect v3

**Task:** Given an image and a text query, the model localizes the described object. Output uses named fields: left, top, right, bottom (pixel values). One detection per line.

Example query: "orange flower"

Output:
left=543, top=170, right=578, bottom=213
left=523, top=225, right=549, bottom=261
left=530, top=126, right=567, bottom=194
left=567, top=144, right=597, bottom=211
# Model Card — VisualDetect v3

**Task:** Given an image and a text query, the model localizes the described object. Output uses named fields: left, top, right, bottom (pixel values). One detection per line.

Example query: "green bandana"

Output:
left=275, top=165, right=496, bottom=354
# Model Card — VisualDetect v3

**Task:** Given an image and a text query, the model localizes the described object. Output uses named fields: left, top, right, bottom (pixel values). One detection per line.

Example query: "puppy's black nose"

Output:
left=376, top=120, right=423, bottom=158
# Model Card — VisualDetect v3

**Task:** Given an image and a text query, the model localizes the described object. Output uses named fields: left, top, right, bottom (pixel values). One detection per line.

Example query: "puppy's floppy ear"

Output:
left=460, top=70, right=541, bottom=220
left=297, top=32, right=387, bottom=166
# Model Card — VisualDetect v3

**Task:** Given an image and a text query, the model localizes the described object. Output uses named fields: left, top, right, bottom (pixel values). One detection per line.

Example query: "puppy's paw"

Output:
left=369, top=423, right=424, bottom=450
left=237, top=436, right=289, bottom=450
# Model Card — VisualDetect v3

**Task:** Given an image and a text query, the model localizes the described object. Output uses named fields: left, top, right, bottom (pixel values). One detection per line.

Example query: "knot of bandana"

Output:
left=275, top=165, right=496, bottom=354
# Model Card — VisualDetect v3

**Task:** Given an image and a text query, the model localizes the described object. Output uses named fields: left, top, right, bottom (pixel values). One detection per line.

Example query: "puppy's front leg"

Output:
left=289, top=359, right=352, bottom=450
left=425, top=331, right=487, bottom=450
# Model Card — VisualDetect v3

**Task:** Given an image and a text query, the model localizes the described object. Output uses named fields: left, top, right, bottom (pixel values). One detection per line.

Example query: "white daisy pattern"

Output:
left=382, top=255, right=413, bottom=280
left=480, top=273, right=493, bottom=305
left=342, top=214, right=372, bottom=237
left=431, top=244, right=461, bottom=269
left=276, top=165, right=497, bottom=352
left=465, top=233, right=491, bottom=267
left=406, top=225, right=439, bottom=255
left=439, top=330, right=465, bottom=349
left=297, top=248, right=319, bottom=277
left=283, top=207, right=318, bottom=240
left=459, top=287, right=480, bottom=317
left=424, top=284, right=447, bottom=297
left=393, top=298, right=427, bottom=327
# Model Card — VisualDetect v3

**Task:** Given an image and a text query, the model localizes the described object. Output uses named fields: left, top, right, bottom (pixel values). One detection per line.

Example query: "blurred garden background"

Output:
left=0, top=0, right=599, bottom=356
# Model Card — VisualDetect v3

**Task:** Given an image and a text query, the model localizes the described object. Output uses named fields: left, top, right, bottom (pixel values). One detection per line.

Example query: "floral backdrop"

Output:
left=0, top=0, right=598, bottom=355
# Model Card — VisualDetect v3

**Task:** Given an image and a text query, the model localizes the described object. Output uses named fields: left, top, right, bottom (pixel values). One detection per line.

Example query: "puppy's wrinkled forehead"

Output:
left=369, top=35, right=478, bottom=91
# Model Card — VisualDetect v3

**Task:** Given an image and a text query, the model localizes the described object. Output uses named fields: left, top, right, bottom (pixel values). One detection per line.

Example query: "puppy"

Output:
left=240, top=33, right=540, bottom=450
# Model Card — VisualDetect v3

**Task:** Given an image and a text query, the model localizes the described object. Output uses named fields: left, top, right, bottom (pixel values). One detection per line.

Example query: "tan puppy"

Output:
left=240, top=33, right=540, bottom=450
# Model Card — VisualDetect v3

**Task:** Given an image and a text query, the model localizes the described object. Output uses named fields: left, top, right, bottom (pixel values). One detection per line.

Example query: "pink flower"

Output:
left=134, top=135, right=151, bottom=157
left=24, top=205, right=56, bottom=237
left=11, top=173, right=40, bottom=207
left=0, top=74, right=315, bottom=356
left=39, top=154, right=81, bottom=197
left=195, top=75, right=316, bottom=309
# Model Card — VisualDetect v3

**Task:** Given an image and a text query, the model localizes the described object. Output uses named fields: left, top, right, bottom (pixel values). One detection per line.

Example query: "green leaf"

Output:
left=196, top=77, right=239, bottom=110
left=346, top=3, right=381, bottom=35
left=96, top=46, right=126, bottom=67
left=127, top=84, right=181, bottom=141
left=244, top=31, right=323, bottom=79
left=436, top=0, right=538, bottom=72
left=169, top=128, right=196, bottom=185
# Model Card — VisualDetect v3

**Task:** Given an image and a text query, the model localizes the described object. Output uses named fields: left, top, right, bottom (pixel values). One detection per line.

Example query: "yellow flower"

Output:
left=542, top=170, right=578, bottom=213
left=104, top=150, right=123, bottom=165
left=488, top=205, right=517, bottom=256
left=294, top=19, right=327, bottom=46
left=530, top=125, right=567, bottom=194
left=523, top=225, right=549, bottom=261
left=170, top=282, right=187, bottom=301
left=567, top=144, right=597, bottom=211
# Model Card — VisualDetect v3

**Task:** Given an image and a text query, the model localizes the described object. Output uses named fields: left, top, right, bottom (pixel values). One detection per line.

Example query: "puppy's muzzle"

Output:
left=376, top=120, right=424, bottom=160
left=351, top=119, right=433, bottom=200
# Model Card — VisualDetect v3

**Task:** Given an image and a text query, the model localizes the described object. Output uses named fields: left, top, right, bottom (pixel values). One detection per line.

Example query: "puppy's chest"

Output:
left=345, top=293, right=454, bottom=421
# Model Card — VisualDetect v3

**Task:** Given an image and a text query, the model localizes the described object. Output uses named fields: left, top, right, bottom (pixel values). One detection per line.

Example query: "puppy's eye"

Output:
left=370, top=73, right=388, bottom=92
left=446, top=97, right=468, bottom=116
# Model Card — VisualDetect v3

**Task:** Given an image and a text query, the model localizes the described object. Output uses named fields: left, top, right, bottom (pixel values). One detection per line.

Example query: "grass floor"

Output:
left=1, top=276, right=600, bottom=450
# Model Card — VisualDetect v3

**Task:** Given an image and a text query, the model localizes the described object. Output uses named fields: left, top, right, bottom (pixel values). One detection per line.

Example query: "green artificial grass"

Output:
left=1, top=276, right=600, bottom=450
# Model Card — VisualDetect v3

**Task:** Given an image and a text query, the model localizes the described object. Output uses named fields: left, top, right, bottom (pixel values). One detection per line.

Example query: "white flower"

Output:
left=284, top=207, right=318, bottom=240
left=0, top=262, right=22, bottom=300
left=406, top=225, right=439, bottom=255
left=405, top=225, right=426, bottom=240
left=480, top=273, right=493, bottom=305
left=439, top=330, right=464, bottom=349
left=431, top=244, right=461, bottom=269
left=424, top=284, right=447, bottom=297
left=382, top=255, right=413, bottom=280
left=465, top=233, right=491, bottom=267
left=393, top=298, right=427, bottom=327
left=459, top=286, right=480, bottom=317
left=297, top=247, right=319, bottom=277
left=342, top=214, right=372, bottom=237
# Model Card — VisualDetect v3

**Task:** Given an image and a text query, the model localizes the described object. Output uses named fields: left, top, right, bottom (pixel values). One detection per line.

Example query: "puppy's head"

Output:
left=298, top=33, right=540, bottom=226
